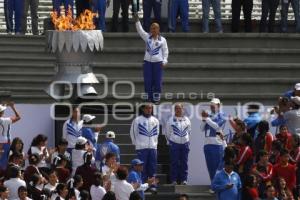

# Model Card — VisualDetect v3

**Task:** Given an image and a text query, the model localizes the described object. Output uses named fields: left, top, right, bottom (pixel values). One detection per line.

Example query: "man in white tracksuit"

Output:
left=130, top=103, right=159, bottom=183
left=165, top=103, right=191, bottom=185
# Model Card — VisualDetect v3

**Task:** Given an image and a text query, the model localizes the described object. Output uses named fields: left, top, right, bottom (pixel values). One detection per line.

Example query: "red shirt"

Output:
left=265, top=132, right=273, bottom=153
left=75, top=164, right=98, bottom=191
left=252, top=162, right=273, bottom=183
left=290, top=147, right=300, bottom=164
left=235, top=145, right=253, bottom=165
left=55, top=167, right=70, bottom=183
left=24, top=165, right=41, bottom=183
left=275, top=133, right=293, bottom=151
left=272, top=163, right=296, bottom=191
left=247, top=188, right=259, bottom=199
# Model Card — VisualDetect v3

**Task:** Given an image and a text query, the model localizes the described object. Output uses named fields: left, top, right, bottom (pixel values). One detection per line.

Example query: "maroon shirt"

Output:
left=75, top=164, right=98, bottom=191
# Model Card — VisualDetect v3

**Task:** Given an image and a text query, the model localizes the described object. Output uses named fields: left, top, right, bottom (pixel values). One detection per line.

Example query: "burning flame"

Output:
left=51, top=6, right=97, bottom=31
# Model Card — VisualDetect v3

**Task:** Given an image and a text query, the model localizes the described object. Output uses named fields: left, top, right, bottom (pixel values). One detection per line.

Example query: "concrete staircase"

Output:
left=0, top=33, right=300, bottom=104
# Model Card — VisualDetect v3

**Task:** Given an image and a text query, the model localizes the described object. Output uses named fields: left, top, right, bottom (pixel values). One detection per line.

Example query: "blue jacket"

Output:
left=96, top=139, right=120, bottom=164
left=211, top=169, right=242, bottom=200
left=81, top=127, right=97, bottom=148
left=203, top=112, right=227, bottom=137
left=284, top=90, right=294, bottom=99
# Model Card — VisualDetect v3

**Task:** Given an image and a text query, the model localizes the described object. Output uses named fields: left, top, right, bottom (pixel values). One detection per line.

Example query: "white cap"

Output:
left=0, top=105, right=7, bottom=113
left=291, top=96, right=300, bottom=105
left=76, top=137, right=88, bottom=145
left=210, top=98, right=221, bottom=105
left=295, top=83, right=300, bottom=91
left=106, top=131, right=115, bottom=139
left=82, top=114, right=96, bottom=123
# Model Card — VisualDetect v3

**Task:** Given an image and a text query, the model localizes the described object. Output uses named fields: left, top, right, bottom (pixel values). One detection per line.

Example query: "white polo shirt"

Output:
left=4, top=178, right=26, bottom=200
left=0, top=117, right=12, bottom=143
left=90, top=185, right=106, bottom=200
left=113, top=179, right=134, bottom=200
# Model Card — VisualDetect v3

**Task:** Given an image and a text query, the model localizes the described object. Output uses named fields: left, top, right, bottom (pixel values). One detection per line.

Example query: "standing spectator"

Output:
left=28, top=134, right=52, bottom=175
left=275, top=125, right=293, bottom=151
left=52, top=183, right=68, bottom=200
left=6, top=152, right=23, bottom=175
left=264, top=185, right=279, bottom=200
left=0, top=102, right=21, bottom=170
left=62, top=106, right=83, bottom=153
left=51, top=139, right=71, bottom=170
left=101, top=153, right=118, bottom=191
left=16, top=186, right=31, bottom=200
left=127, top=159, right=156, bottom=199
left=201, top=0, right=222, bottom=33
left=0, top=186, right=9, bottom=200
left=8, top=138, right=25, bottom=169
left=53, top=154, right=71, bottom=184
left=244, top=104, right=261, bottom=138
left=290, top=134, right=300, bottom=197
left=259, top=0, right=279, bottom=32
left=165, top=103, right=191, bottom=185
left=211, top=160, right=242, bottom=200
left=201, top=98, right=227, bottom=184
left=90, top=172, right=106, bottom=200
left=251, top=150, right=273, bottom=198
left=82, top=114, right=101, bottom=152
left=75, top=152, right=97, bottom=191
left=142, top=0, right=161, bottom=32
left=21, top=0, right=39, bottom=35
left=134, top=14, right=169, bottom=103
left=44, top=170, right=58, bottom=193
left=114, top=166, right=135, bottom=200
left=228, top=118, right=246, bottom=145
left=111, top=0, right=129, bottom=32
left=27, top=173, right=45, bottom=200
left=276, top=177, right=295, bottom=200
left=4, top=0, right=24, bottom=34
left=102, top=191, right=116, bottom=200
left=231, top=0, right=253, bottom=32
left=272, top=149, right=297, bottom=193
left=4, top=166, right=26, bottom=200
left=280, top=0, right=300, bottom=33
left=24, top=154, right=43, bottom=184
left=130, top=104, right=160, bottom=185
left=93, top=0, right=110, bottom=31
left=96, top=131, right=120, bottom=170
left=254, top=121, right=273, bottom=157
left=168, top=0, right=189, bottom=32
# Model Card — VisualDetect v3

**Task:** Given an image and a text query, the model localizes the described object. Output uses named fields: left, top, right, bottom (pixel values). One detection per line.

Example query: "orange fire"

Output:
left=51, top=6, right=97, bottom=31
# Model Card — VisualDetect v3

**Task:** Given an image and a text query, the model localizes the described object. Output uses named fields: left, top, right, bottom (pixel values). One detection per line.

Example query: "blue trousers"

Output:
left=168, top=0, right=189, bottom=32
left=93, top=0, right=106, bottom=31
left=169, top=141, right=190, bottom=182
left=202, top=0, right=222, bottom=32
left=143, top=0, right=161, bottom=32
left=0, top=144, right=10, bottom=170
left=204, top=144, right=224, bottom=181
left=280, top=0, right=300, bottom=32
left=143, top=61, right=163, bottom=102
left=4, top=0, right=23, bottom=33
left=53, top=0, right=74, bottom=16
left=136, top=149, right=157, bottom=182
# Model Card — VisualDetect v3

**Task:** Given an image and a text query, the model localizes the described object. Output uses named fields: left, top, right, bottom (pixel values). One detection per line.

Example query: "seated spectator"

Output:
left=251, top=150, right=273, bottom=198
left=17, top=186, right=31, bottom=200
left=90, top=172, right=106, bottom=200
left=44, top=170, right=58, bottom=193
left=254, top=121, right=273, bottom=157
left=264, top=185, right=279, bottom=200
left=28, top=134, right=52, bottom=175
left=276, top=177, right=294, bottom=200
left=67, top=175, right=83, bottom=200
left=53, top=154, right=71, bottom=184
left=101, top=191, right=116, bottom=200
left=27, top=173, right=45, bottom=200
left=114, top=166, right=134, bottom=200
left=0, top=186, right=9, bottom=200
left=4, top=166, right=26, bottom=200
left=51, top=183, right=68, bottom=200
left=276, top=125, right=293, bottom=151
left=72, top=137, right=90, bottom=175
left=75, top=152, right=97, bottom=191
left=51, top=139, right=71, bottom=170
left=272, top=149, right=297, bottom=193
left=178, top=194, right=189, bottom=200
left=211, top=160, right=242, bottom=200
left=129, top=191, right=142, bottom=200
left=242, top=174, right=259, bottom=200
left=8, top=138, right=25, bottom=168
left=24, top=154, right=43, bottom=183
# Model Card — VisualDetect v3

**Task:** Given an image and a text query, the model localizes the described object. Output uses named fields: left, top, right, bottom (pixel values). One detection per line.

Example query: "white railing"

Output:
left=0, top=0, right=296, bottom=34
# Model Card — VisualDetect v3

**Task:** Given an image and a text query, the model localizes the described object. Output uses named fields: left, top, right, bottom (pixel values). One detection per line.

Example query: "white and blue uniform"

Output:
left=201, top=112, right=226, bottom=181
left=0, top=117, right=12, bottom=170
left=62, top=119, right=83, bottom=150
left=127, top=169, right=149, bottom=200
left=130, top=115, right=159, bottom=181
left=136, top=21, right=169, bottom=102
left=165, top=116, right=191, bottom=183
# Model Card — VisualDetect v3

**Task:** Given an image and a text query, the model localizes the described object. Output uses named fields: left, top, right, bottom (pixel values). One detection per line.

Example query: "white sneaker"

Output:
left=181, top=181, right=187, bottom=185
left=208, top=189, right=215, bottom=194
